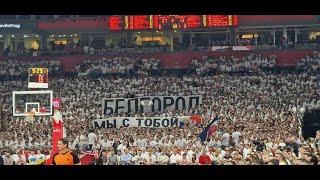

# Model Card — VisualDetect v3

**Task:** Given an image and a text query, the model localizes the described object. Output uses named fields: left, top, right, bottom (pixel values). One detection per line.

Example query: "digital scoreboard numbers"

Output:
left=206, top=15, right=233, bottom=27
left=109, top=16, right=125, bottom=31
left=107, top=15, right=238, bottom=31
left=29, top=68, right=48, bottom=74
left=28, top=68, right=49, bottom=89
left=203, top=15, right=239, bottom=27
left=186, top=15, right=202, bottom=28
left=127, top=15, right=153, bottom=30
left=157, top=15, right=203, bottom=30
left=158, top=15, right=187, bottom=30
left=155, top=15, right=238, bottom=29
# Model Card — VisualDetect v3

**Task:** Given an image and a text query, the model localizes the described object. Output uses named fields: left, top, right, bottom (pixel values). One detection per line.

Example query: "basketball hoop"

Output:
left=25, top=112, right=35, bottom=123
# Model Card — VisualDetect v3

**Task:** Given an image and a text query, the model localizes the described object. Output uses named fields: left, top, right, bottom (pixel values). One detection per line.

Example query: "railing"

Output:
left=2, top=43, right=320, bottom=59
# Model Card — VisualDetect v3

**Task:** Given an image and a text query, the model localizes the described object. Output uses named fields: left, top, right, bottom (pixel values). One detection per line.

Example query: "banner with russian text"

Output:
left=102, top=95, right=203, bottom=115
left=92, top=116, right=202, bottom=129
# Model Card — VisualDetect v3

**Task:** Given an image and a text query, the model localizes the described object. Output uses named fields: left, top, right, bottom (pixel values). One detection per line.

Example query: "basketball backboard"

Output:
left=12, top=90, right=54, bottom=116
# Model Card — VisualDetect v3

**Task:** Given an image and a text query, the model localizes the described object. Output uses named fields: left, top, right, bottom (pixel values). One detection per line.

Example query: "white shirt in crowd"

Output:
left=232, top=131, right=241, bottom=143
left=221, top=133, right=230, bottom=146
left=100, top=139, right=113, bottom=149
left=169, top=153, right=182, bottom=164
left=209, top=139, right=221, bottom=148
left=83, top=46, right=89, bottom=54
left=243, top=147, right=251, bottom=157
left=80, top=134, right=87, bottom=143
left=266, top=142, right=273, bottom=150
left=92, top=143, right=101, bottom=150
left=117, top=144, right=126, bottom=153
left=136, top=138, right=146, bottom=148
left=88, top=133, right=97, bottom=145
left=12, top=154, right=20, bottom=163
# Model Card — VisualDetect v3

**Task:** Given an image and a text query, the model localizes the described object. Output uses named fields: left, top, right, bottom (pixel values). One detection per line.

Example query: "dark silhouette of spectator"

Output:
left=49, top=41, right=56, bottom=51
left=58, top=42, right=64, bottom=51
left=109, top=42, right=115, bottom=49
left=76, top=40, right=81, bottom=48
left=3, top=46, right=11, bottom=57
left=0, top=154, right=3, bottom=165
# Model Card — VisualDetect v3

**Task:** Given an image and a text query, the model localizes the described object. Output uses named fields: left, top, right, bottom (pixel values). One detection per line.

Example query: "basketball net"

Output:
left=25, top=112, right=35, bottom=123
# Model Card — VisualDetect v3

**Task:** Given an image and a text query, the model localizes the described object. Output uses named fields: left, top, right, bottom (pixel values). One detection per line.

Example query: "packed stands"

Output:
left=0, top=51, right=320, bottom=165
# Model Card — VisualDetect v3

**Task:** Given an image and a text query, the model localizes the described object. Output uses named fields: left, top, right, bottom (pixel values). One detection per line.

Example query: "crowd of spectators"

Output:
left=0, top=59, right=62, bottom=79
left=296, top=52, right=320, bottom=73
left=189, top=54, right=276, bottom=76
left=75, top=57, right=161, bottom=77
left=0, top=52, right=320, bottom=165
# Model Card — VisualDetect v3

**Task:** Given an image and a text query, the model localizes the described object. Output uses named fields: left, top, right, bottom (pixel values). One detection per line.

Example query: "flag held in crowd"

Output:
left=199, top=115, right=219, bottom=142
left=79, top=150, right=101, bottom=165
left=179, top=115, right=202, bottom=127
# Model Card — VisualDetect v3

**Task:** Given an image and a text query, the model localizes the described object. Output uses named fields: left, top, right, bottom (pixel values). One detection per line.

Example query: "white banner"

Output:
left=232, top=46, right=253, bottom=51
left=102, top=95, right=202, bottom=115
left=92, top=116, right=196, bottom=129
left=211, top=46, right=231, bottom=51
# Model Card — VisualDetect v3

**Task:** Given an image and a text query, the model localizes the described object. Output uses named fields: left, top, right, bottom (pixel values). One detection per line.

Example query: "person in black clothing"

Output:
left=310, top=155, right=319, bottom=165
left=255, top=140, right=266, bottom=152
left=89, top=153, right=103, bottom=165
left=112, top=139, right=120, bottom=154
left=49, top=41, right=56, bottom=51
left=0, top=107, right=5, bottom=132
left=3, top=46, right=11, bottom=57
left=0, top=154, right=4, bottom=165
left=286, top=140, right=299, bottom=157
left=109, top=42, right=114, bottom=49
left=129, top=136, right=135, bottom=144
left=58, top=42, right=64, bottom=51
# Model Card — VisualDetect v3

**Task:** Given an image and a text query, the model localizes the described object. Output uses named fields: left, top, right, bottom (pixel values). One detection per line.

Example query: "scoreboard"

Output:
left=108, top=15, right=238, bottom=31
left=128, top=15, right=154, bottom=30
left=28, top=68, right=49, bottom=88
left=204, top=15, right=237, bottom=27
left=109, top=16, right=125, bottom=31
